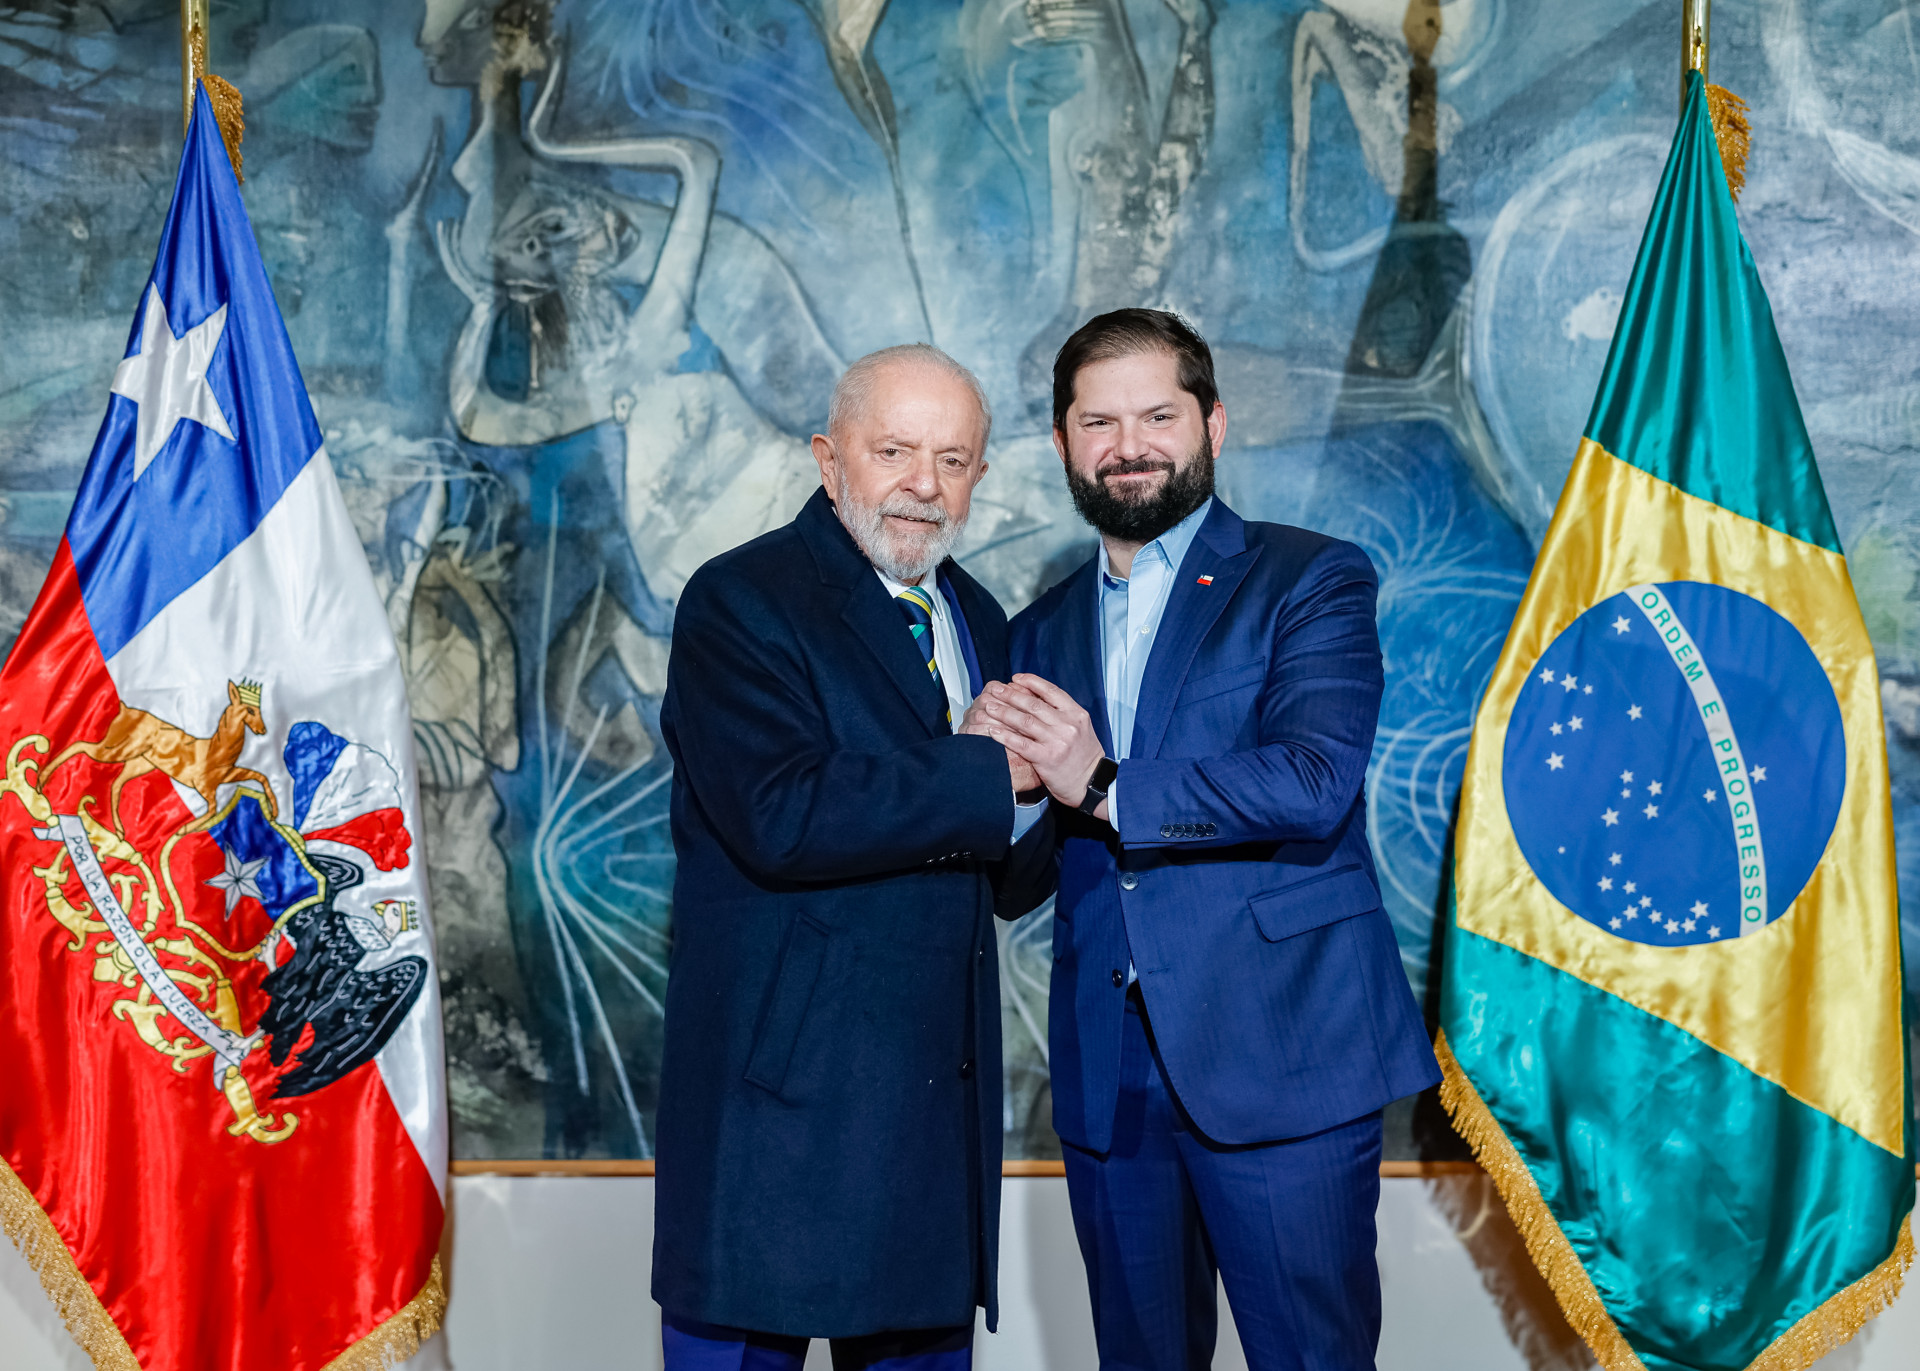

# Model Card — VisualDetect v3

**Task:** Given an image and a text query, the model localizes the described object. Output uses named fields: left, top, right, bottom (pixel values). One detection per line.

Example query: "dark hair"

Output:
left=1051, top=308, right=1219, bottom=433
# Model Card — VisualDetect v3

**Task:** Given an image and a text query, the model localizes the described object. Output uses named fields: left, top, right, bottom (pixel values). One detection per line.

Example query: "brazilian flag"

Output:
left=1440, top=73, right=1913, bottom=1371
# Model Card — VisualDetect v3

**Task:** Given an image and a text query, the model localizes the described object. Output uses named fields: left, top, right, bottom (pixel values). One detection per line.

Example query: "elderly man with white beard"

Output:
left=653, top=345, right=1060, bottom=1371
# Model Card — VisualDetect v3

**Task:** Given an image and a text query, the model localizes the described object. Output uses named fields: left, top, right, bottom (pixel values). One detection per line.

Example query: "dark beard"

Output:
left=1065, top=440, right=1216, bottom=544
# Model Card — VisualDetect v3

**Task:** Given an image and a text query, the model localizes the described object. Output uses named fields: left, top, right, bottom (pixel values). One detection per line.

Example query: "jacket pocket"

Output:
left=1178, top=659, right=1265, bottom=705
left=1248, top=863, right=1381, bottom=942
left=744, top=915, right=830, bottom=1096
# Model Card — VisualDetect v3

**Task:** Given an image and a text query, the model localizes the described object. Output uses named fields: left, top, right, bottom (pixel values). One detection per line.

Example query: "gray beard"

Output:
left=836, top=476, right=968, bottom=583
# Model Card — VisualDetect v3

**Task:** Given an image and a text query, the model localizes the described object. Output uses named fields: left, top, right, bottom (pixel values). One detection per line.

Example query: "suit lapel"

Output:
left=938, top=565, right=992, bottom=697
left=799, top=489, right=948, bottom=738
left=1051, top=564, right=1113, bottom=756
left=1131, top=502, right=1260, bottom=760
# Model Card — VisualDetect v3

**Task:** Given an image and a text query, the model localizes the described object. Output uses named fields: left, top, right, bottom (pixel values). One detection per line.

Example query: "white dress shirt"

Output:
left=877, top=567, right=1046, bottom=843
left=1098, top=497, right=1214, bottom=833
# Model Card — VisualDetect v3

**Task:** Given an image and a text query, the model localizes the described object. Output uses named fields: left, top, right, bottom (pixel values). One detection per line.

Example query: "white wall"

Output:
left=1, top=1177, right=1911, bottom=1370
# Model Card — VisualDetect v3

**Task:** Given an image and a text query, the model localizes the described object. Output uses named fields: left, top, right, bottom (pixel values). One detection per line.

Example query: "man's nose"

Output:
left=900, top=452, right=939, bottom=500
left=1113, top=419, right=1154, bottom=461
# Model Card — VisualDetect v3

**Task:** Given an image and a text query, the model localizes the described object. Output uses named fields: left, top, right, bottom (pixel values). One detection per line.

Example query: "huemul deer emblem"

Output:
left=45, top=680, right=277, bottom=835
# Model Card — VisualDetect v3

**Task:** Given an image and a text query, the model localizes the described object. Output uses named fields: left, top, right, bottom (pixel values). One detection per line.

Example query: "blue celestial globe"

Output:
left=1501, top=582, right=1845, bottom=947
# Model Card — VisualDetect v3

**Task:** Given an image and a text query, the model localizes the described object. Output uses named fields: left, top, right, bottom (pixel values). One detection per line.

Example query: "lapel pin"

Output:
left=1196, top=575, right=1214, bottom=586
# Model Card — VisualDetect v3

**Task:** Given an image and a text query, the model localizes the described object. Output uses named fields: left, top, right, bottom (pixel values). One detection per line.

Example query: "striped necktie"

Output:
left=894, top=585, right=949, bottom=726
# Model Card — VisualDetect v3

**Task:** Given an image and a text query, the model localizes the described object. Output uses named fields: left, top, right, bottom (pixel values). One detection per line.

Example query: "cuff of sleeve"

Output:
left=1011, top=797, right=1048, bottom=844
left=1105, top=777, right=1118, bottom=833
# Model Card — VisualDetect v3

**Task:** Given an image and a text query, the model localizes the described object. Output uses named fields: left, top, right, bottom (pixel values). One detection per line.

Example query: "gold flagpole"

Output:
left=179, top=0, right=209, bottom=136
left=177, top=0, right=244, bottom=180
left=1681, top=0, right=1748, bottom=201
left=1681, top=0, right=1710, bottom=109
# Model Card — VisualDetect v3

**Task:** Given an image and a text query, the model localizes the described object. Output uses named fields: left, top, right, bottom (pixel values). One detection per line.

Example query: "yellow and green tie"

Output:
left=894, top=586, right=949, bottom=726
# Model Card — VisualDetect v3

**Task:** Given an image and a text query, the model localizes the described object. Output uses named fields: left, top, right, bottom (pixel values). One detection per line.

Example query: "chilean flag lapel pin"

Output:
left=1196, top=575, right=1214, bottom=586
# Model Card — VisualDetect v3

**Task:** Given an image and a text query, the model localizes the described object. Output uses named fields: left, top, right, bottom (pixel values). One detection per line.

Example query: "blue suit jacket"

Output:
left=1010, top=498, right=1439, bottom=1151
left=655, top=489, right=1055, bottom=1336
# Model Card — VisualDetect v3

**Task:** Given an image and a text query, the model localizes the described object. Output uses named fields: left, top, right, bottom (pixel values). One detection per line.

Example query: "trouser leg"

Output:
left=662, top=1314, right=810, bottom=1371
left=1063, top=997, right=1217, bottom=1371
left=1177, top=1109, right=1384, bottom=1371
left=829, top=1323, right=973, bottom=1371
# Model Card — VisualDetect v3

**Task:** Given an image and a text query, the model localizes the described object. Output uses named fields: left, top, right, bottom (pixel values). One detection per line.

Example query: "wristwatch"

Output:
left=1077, top=756, right=1119, bottom=816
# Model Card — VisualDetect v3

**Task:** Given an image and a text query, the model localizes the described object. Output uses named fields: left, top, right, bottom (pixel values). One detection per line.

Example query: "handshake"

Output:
left=958, top=673, right=1109, bottom=817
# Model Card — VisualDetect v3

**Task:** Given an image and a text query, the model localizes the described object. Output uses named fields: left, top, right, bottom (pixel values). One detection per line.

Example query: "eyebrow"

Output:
left=1078, top=398, right=1183, bottom=420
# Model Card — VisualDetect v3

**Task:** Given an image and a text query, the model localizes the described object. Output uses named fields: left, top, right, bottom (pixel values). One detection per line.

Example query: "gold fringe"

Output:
left=1706, top=83, right=1750, bottom=203
left=1438, top=1029, right=1915, bottom=1371
left=4, top=1148, right=445, bottom=1371
left=1745, top=1217, right=1912, bottom=1371
left=201, top=74, right=245, bottom=184
left=1434, top=1030, right=1649, bottom=1371
left=320, top=1256, right=448, bottom=1371
left=0, top=1153, right=140, bottom=1371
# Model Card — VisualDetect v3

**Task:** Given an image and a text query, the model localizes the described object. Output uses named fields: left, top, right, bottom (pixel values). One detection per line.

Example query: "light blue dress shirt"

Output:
left=1099, top=497, right=1214, bottom=832
left=876, top=567, right=1046, bottom=844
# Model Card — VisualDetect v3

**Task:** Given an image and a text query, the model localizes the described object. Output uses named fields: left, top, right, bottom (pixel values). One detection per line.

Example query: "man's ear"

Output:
left=1051, top=427, right=1069, bottom=467
left=810, top=433, right=837, bottom=492
left=1205, top=401, right=1227, bottom=459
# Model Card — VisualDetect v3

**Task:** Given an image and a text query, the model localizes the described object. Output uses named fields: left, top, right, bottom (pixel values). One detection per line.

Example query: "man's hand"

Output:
left=972, top=674, right=1107, bottom=807
left=960, top=688, right=1042, bottom=794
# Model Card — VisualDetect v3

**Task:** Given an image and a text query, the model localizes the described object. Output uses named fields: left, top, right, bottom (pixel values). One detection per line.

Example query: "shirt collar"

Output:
left=877, top=565, right=941, bottom=609
left=1098, top=496, right=1214, bottom=586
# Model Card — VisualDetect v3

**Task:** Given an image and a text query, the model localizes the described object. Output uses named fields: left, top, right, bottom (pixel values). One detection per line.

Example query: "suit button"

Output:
left=1119, top=873, right=1138, bottom=890
left=1111, top=969, right=1124, bottom=988
left=1202, top=824, right=1216, bottom=837
left=1159, top=824, right=1173, bottom=838
left=959, top=1060, right=974, bottom=1080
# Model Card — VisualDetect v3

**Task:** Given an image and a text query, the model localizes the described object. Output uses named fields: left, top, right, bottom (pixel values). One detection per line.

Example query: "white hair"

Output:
left=827, top=344, right=993, bottom=449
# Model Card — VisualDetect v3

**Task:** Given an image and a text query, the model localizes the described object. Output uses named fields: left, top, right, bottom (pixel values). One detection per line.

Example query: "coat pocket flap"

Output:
left=744, top=915, right=830, bottom=1095
left=1179, top=659, right=1265, bottom=705
left=1248, top=864, right=1381, bottom=942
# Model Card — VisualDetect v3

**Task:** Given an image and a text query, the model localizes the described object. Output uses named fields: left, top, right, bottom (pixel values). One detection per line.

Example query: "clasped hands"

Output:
left=958, top=674, right=1108, bottom=820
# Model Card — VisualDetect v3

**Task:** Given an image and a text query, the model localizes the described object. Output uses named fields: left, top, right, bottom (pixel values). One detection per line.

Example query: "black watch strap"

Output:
left=1077, top=756, right=1119, bottom=815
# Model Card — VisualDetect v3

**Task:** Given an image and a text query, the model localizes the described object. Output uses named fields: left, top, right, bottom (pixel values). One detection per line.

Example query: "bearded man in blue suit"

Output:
left=976, top=310, right=1440, bottom=1370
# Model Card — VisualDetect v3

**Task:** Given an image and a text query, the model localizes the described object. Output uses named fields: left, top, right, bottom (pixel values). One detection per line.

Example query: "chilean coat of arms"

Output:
left=1, top=679, right=427, bottom=1144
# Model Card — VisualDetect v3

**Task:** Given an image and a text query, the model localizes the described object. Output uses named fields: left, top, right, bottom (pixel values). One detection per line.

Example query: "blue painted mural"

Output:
left=1, top=0, right=1914, bottom=1168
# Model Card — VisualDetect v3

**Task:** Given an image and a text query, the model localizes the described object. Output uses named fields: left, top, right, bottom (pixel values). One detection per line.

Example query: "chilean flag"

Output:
left=0, top=87, right=446, bottom=1368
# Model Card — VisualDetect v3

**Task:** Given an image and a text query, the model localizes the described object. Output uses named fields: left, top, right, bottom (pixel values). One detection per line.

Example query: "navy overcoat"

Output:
left=1010, top=497, right=1440, bottom=1152
left=653, top=488, right=1054, bottom=1337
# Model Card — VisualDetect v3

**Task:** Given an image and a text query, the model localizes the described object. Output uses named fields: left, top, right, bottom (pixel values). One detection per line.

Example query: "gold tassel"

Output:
left=1705, top=83, right=1750, bottom=203
left=1438, top=1029, right=1915, bottom=1371
left=320, top=1256, right=449, bottom=1371
left=202, top=74, right=245, bottom=184
left=1434, top=1030, right=1649, bottom=1371
left=0, top=1155, right=141, bottom=1371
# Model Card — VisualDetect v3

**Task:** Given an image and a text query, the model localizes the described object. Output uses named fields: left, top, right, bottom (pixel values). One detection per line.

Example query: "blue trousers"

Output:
left=1062, top=996, right=1384, bottom=1371
left=662, top=1315, right=972, bottom=1371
